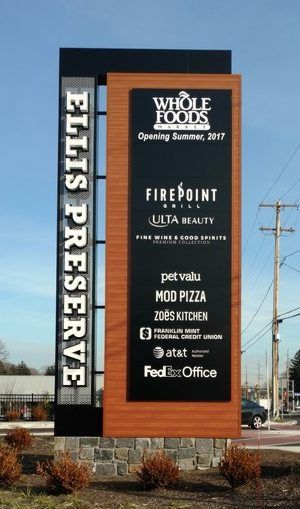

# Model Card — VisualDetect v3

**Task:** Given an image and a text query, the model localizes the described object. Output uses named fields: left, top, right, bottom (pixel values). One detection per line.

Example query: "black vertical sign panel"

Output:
left=56, top=77, right=96, bottom=407
left=129, top=88, right=232, bottom=401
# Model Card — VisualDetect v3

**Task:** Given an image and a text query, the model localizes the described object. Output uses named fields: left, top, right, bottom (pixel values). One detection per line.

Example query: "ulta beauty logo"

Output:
left=153, top=91, right=211, bottom=131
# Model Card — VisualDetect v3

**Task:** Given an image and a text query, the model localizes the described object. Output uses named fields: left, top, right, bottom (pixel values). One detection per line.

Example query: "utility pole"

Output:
left=286, top=350, right=289, bottom=411
left=245, top=364, right=248, bottom=399
left=257, top=360, right=261, bottom=401
left=259, top=201, right=297, bottom=419
left=266, top=350, right=271, bottom=430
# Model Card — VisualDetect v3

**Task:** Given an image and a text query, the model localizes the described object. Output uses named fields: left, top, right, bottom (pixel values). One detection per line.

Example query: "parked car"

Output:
left=241, top=398, right=267, bottom=429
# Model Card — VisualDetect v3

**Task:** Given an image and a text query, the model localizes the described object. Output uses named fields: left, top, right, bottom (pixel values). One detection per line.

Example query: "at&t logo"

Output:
left=153, top=347, right=188, bottom=359
left=153, top=346, right=164, bottom=359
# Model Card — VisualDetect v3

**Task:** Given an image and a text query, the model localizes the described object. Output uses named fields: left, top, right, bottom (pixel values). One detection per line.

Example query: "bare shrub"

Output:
left=5, top=427, right=33, bottom=451
left=0, top=444, right=22, bottom=486
left=137, top=450, right=179, bottom=489
left=32, top=405, right=48, bottom=421
left=5, top=410, right=20, bottom=421
left=36, top=452, right=91, bottom=494
left=219, top=444, right=260, bottom=489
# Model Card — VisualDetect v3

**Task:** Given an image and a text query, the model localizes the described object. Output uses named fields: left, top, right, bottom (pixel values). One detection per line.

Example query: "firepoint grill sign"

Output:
left=129, top=88, right=232, bottom=401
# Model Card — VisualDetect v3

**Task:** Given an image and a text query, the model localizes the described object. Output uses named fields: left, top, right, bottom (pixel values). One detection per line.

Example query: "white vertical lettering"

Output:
left=63, top=366, right=86, bottom=386
left=66, top=92, right=89, bottom=113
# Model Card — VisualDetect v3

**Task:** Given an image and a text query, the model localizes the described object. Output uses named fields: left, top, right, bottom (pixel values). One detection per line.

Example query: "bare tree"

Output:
left=0, top=340, right=8, bottom=362
left=45, top=365, right=55, bottom=376
left=16, top=361, right=31, bottom=375
left=290, top=349, right=300, bottom=392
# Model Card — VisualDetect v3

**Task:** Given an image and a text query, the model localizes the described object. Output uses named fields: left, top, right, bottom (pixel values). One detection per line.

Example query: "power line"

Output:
left=242, top=306, right=300, bottom=352
left=278, top=305, right=300, bottom=318
left=243, top=210, right=275, bottom=290
left=261, top=141, right=300, bottom=203
left=243, top=245, right=273, bottom=303
left=242, top=279, right=273, bottom=336
left=280, top=177, right=300, bottom=200
left=243, top=235, right=266, bottom=286
left=243, top=143, right=300, bottom=285
left=242, top=327, right=272, bottom=353
left=242, top=208, right=260, bottom=255
left=243, top=142, right=300, bottom=258
left=282, top=207, right=296, bottom=229
left=281, top=311, right=300, bottom=321
left=282, top=248, right=300, bottom=260
left=241, top=260, right=300, bottom=345
left=242, top=321, right=272, bottom=349
left=282, top=262, right=300, bottom=274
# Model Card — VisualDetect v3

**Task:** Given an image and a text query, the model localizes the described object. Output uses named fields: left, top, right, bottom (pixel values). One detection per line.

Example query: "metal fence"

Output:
left=0, top=394, right=55, bottom=421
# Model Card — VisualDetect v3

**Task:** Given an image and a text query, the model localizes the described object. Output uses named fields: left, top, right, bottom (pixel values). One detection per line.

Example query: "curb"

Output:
left=0, top=421, right=54, bottom=430
left=269, top=420, right=298, bottom=427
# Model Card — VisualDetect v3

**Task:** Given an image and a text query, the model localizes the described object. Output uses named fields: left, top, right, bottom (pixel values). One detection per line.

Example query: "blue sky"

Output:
left=0, top=0, right=300, bottom=382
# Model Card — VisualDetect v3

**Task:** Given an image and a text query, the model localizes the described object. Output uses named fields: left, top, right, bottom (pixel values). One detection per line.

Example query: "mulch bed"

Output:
left=0, top=436, right=299, bottom=508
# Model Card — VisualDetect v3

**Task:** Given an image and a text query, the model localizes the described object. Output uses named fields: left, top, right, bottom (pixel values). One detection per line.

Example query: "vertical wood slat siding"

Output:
left=104, top=74, right=241, bottom=438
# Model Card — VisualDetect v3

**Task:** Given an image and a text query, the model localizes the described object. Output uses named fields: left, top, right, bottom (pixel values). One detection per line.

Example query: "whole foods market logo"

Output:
left=153, top=91, right=211, bottom=131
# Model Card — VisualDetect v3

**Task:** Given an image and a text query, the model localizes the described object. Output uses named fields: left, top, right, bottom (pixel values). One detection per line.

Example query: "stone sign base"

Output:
left=54, top=437, right=228, bottom=476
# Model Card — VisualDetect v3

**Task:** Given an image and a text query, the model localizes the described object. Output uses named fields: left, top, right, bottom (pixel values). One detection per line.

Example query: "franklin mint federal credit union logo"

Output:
left=153, top=91, right=211, bottom=131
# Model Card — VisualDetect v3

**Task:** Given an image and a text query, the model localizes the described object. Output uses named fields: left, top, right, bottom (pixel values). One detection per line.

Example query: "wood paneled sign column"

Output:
left=104, top=74, right=241, bottom=438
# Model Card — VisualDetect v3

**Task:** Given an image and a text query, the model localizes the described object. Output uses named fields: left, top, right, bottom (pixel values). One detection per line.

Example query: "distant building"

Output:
left=0, top=374, right=104, bottom=403
left=0, top=375, right=54, bottom=395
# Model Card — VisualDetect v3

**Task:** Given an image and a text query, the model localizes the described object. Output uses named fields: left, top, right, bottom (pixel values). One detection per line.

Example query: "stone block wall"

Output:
left=54, top=437, right=228, bottom=476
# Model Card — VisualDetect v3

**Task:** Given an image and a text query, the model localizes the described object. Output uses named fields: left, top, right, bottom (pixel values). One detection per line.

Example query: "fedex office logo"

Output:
left=144, top=365, right=182, bottom=378
left=144, top=365, right=218, bottom=379
left=153, top=91, right=211, bottom=131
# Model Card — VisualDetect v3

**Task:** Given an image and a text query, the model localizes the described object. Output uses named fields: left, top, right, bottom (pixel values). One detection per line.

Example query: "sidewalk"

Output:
left=0, top=420, right=54, bottom=434
left=236, top=421, right=300, bottom=453
left=0, top=420, right=296, bottom=431
left=269, top=419, right=298, bottom=427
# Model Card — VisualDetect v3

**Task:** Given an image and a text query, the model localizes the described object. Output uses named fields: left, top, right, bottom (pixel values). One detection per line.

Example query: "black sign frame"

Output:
left=128, top=88, right=232, bottom=402
left=56, top=49, right=233, bottom=437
